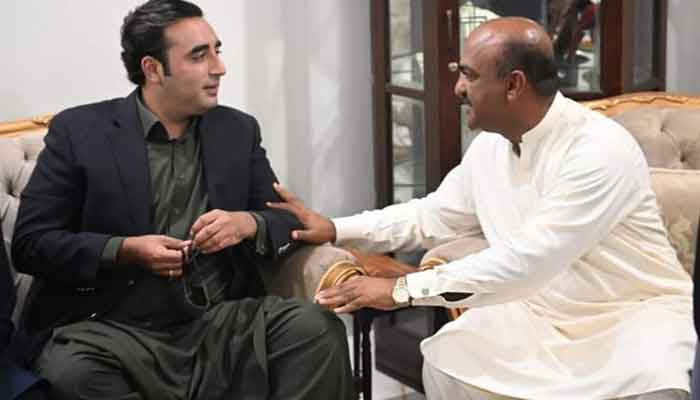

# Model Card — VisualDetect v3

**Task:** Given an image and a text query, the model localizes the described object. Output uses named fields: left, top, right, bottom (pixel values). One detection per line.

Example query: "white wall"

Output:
left=666, top=0, right=700, bottom=94
left=0, top=0, right=374, bottom=217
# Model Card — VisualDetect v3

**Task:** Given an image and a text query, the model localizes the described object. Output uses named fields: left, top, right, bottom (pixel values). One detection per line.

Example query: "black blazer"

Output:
left=12, top=90, right=301, bottom=336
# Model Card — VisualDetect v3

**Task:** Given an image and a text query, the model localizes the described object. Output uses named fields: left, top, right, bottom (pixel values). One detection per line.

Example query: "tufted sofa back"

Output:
left=0, top=115, right=51, bottom=325
left=583, top=92, right=700, bottom=274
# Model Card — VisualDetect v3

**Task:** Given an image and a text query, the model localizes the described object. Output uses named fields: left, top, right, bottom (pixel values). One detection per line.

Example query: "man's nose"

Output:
left=454, top=75, right=467, bottom=99
left=211, top=53, right=226, bottom=76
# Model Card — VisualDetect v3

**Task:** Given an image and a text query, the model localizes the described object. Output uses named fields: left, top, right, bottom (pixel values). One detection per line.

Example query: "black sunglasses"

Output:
left=181, top=245, right=209, bottom=308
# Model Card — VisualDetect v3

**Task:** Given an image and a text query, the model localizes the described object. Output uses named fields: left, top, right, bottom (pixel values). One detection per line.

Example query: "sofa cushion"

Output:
left=613, top=107, right=700, bottom=169
left=649, top=167, right=700, bottom=275
left=0, top=130, right=46, bottom=267
left=421, top=233, right=488, bottom=265
left=0, top=129, right=46, bottom=328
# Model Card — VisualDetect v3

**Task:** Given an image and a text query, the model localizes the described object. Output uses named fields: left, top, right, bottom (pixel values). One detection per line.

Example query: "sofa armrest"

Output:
left=420, top=234, right=489, bottom=268
left=418, top=234, right=488, bottom=320
left=259, top=244, right=365, bottom=302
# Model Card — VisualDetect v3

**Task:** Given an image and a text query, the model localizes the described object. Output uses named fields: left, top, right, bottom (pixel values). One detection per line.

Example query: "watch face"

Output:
left=393, top=286, right=409, bottom=304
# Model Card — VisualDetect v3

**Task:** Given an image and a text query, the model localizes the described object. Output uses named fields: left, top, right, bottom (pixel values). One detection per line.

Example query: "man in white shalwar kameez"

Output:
left=269, top=17, right=694, bottom=400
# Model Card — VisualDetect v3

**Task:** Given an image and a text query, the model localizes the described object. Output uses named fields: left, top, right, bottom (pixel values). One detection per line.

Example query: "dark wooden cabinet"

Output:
left=370, top=0, right=668, bottom=390
left=375, top=306, right=449, bottom=392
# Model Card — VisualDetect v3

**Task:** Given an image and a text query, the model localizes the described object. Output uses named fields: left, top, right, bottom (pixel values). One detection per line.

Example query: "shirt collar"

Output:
left=135, top=92, right=199, bottom=141
left=520, top=91, right=566, bottom=146
left=135, top=92, right=159, bottom=139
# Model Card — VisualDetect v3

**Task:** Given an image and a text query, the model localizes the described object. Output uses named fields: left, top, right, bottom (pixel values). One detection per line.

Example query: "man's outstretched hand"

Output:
left=316, top=276, right=400, bottom=313
left=267, top=183, right=337, bottom=244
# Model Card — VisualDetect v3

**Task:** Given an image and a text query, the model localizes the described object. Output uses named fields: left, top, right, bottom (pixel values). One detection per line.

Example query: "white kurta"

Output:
left=334, top=93, right=695, bottom=399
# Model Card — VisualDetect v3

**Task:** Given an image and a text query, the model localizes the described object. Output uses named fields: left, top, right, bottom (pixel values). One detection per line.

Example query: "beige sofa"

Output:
left=0, top=115, right=365, bottom=328
left=421, top=91, right=700, bottom=320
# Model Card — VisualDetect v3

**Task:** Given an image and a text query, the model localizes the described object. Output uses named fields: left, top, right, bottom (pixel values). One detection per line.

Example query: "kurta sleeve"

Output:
left=334, top=153, right=481, bottom=254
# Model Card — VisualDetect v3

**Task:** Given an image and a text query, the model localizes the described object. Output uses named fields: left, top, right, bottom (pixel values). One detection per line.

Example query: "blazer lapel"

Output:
left=200, top=113, right=238, bottom=210
left=107, top=90, right=152, bottom=234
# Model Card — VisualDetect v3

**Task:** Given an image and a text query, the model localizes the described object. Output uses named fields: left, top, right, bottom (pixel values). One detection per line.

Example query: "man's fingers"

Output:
left=316, top=283, right=356, bottom=305
left=157, top=268, right=182, bottom=279
left=292, top=229, right=315, bottom=241
left=317, top=292, right=352, bottom=306
left=334, top=300, right=362, bottom=314
left=192, top=222, right=221, bottom=248
left=190, top=210, right=219, bottom=236
left=153, top=259, right=182, bottom=271
left=199, top=234, right=239, bottom=254
left=157, top=248, right=184, bottom=264
left=316, top=284, right=343, bottom=300
left=153, top=262, right=182, bottom=272
left=160, top=236, right=186, bottom=249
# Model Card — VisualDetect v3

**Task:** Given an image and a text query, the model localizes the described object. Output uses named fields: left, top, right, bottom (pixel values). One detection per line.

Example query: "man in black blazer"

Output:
left=11, top=1, right=353, bottom=399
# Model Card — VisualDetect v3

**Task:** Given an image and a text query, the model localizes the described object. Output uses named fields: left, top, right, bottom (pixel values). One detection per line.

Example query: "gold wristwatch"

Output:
left=391, top=276, right=411, bottom=308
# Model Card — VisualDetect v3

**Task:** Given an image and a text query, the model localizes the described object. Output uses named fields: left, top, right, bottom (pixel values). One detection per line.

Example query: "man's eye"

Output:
left=192, top=52, right=206, bottom=60
left=459, top=69, right=476, bottom=81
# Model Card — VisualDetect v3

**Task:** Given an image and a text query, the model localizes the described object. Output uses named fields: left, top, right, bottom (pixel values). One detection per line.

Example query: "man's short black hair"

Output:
left=496, top=40, right=560, bottom=98
left=121, top=0, right=203, bottom=85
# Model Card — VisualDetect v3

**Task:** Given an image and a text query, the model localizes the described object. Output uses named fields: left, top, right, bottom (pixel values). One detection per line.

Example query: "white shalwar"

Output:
left=334, top=93, right=694, bottom=399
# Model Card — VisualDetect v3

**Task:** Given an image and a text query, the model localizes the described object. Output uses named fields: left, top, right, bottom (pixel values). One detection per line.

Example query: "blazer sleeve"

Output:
left=244, top=117, right=303, bottom=259
left=11, top=113, right=110, bottom=285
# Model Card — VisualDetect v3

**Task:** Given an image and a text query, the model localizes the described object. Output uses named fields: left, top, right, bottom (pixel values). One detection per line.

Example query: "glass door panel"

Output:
left=547, top=0, right=602, bottom=93
left=631, top=3, right=656, bottom=87
left=392, top=95, right=426, bottom=203
left=389, top=0, right=425, bottom=89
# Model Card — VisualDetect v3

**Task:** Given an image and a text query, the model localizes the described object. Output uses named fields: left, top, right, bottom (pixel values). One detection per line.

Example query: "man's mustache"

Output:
left=458, top=96, right=472, bottom=107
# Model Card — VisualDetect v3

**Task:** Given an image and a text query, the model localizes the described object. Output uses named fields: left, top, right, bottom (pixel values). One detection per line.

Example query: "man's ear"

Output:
left=506, top=70, right=527, bottom=101
left=141, top=56, right=165, bottom=84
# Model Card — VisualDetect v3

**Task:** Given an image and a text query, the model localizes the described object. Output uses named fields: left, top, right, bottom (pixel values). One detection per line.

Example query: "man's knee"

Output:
left=37, top=350, right=93, bottom=399
left=37, top=344, right=127, bottom=400
left=282, top=302, right=348, bottom=350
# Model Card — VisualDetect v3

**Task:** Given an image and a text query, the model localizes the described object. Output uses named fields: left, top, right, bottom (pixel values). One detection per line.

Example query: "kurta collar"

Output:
left=520, top=91, right=566, bottom=146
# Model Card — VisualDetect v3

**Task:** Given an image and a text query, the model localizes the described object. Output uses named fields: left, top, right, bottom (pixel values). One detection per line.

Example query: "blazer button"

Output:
left=88, top=313, right=98, bottom=320
left=127, top=280, right=135, bottom=286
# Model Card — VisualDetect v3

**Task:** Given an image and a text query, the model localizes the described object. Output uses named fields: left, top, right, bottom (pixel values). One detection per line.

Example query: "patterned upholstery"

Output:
left=0, top=130, right=46, bottom=256
left=613, top=108, right=700, bottom=170
left=649, top=168, right=700, bottom=274
left=0, top=117, right=50, bottom=327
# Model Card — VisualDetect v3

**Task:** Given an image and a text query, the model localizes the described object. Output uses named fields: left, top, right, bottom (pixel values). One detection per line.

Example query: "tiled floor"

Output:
left=346, top=329, right=427, bottom=400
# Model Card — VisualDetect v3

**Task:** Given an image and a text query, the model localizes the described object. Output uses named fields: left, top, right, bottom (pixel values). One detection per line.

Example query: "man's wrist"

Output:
left=248, top=211, right=269, bottom=255
left=116, top=237, right=139, bottom=266
left=391, top=276, right=411, bottom=308
left=102, top=236, right=126, bottom=268
left=329, top=220, right=337, bottom=244
left=242, top=212, right=258, bottom=239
